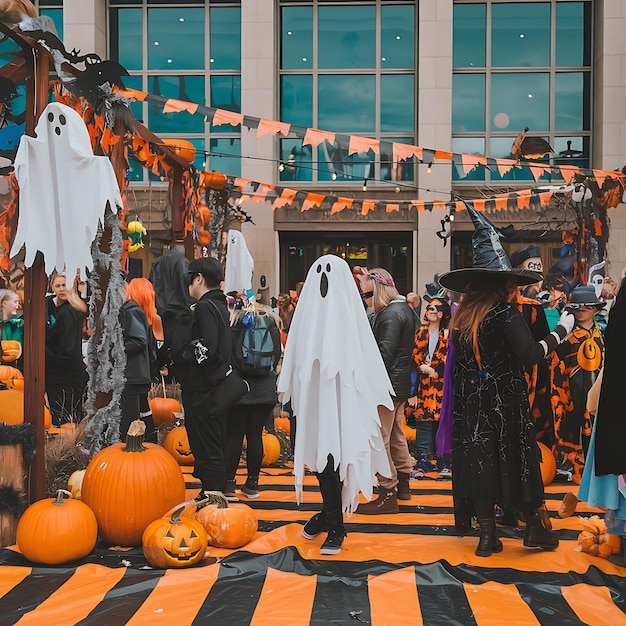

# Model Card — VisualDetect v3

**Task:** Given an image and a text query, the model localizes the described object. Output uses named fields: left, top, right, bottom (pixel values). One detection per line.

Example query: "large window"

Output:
left=37, top=0, right=63, bottom=40
left=452, top=1, right=592, bottom=184
left=109, top=1, right=241, bottom=182
left=279, top=1, right=417, bottom=186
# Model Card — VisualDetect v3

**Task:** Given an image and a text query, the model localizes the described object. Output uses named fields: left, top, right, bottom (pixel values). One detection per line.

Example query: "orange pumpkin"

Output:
left=537, top=441, right=556, bottom=486
left=162, top=138, right=196, bottom=165
left=401, top=416, right=416, bottom=442
left=164, top=426, right=195, bottom=465
left=16, top=490, right=98, bottom=565
left=81, top=420, right=185, bottom=546
left=1, top=339, right=22, bottom=363
left=197, top=229, right=211, bottom=246
left=0, top=387, right=52, bottom=429
left=68, top=469, right=86, bottom=500
left=142, top=503, right=208, bottom=568
left=149, top=396, right=182, bottom=427
left=202, top=170, right=227, bottom=190
left=194, top=492, right=257, bottom=549
left=261, top=432, right=281, bottom=466
left=274, top=415, right=291, bottom=434
left=0, top=365, right=22, bottom=383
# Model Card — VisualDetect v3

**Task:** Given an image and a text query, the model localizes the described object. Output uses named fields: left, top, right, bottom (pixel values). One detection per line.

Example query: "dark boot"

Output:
left=495, top=506, right=518, bottom=527
left=357, top=489, right=399, bottom=515
left=397, top=472, right=411, bottom=501
left=475, top=516, right=503, bottom=557
left=524, top=510, right=559, bottom=550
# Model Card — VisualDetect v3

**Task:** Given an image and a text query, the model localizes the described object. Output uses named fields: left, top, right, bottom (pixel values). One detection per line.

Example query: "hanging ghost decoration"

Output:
left=10, top=102, right=122, bottom=278
left=588, top=261, right=606, bottom=298
left=277, top=254, right=393, bottom=514
left=224, top=229, right=254, bottom=295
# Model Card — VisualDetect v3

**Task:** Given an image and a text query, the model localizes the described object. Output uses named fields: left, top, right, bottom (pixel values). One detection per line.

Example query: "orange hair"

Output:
left=126, top=278, right=158, bottom=327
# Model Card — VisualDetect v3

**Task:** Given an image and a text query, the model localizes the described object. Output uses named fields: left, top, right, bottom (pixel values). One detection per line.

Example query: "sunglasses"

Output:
left=426, top=305, right=439, bottom=313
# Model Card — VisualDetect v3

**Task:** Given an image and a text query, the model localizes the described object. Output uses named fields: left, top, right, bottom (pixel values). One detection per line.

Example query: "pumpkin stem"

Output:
left=124, top=419, right=147, bottom=452
left=54, top=489, right=73, bottom=504
left=161, top=374, right=167, bottom=399
left=196, top=490, right=228, bottom=509
left=169, top=504, right=188, bottom=524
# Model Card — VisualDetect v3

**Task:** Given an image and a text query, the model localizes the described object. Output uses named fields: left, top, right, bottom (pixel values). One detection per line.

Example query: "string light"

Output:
left=278, top=163, right=285, bottom=172
left=331, top=172, right=338, bottom=180
left=362, top=179, right=368, bottom=192
left=426, top=162, right=432, bottom=174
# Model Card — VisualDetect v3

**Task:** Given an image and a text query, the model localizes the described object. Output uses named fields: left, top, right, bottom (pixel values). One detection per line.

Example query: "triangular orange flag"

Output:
left=494, top=197, right=508, bottom=212
left=302, top=128, right=335, bottom=147
left=348, top=136, right=380, bottom=155
left=386, top=203, right=400, bottom=213
left=593, top=170, right=609, bottom=189
left=517, top=194, right=531, bottom=210
left=212, top=109, right=244, bottom=127
left=393, top=143, right=423, bottom=162
left=473, top=199, right=486, bottom=212
left=162, top=98, right=198, bottom=114
left=331, top=198, right=353, bottom=214
left=301, top=193, right=325, bottom=211
left=539, top=191, right=553, bottom=206
left=529, top=165, right=547, bottom=182
left=361, top=200, right=376, bottom=215
left=257, top=119, right=291, bottom=137
left=496, top=159, right=516, bottom=177
left=280, top=188, right=298, bottom=202
left=434, top=150, right=453, bottom=161
left=433, top=201, right=447, bottom=212
left=272, top=197, right=292, bottom=210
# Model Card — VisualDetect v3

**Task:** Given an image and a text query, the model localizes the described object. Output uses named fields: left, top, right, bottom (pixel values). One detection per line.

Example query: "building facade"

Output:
left=47, top=0, right=626, bottom=298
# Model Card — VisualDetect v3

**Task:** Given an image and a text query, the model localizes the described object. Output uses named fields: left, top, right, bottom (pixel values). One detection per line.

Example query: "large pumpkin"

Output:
left=16, top=490, right=98, bottom=565
left=0, top=386, right=52, bottom=429
left=149, top=396, right=182, bottom=427
left=162, top=138, right=196, bottom=165
left=537, top=441, right=556, bottom=486
left=261, top=432, right=281, bottom=466
left=142, top=504, right=208, bottom=568
left=195, top=492, right=257, bottom=549
left=81, top=420, right=185, bottom=546
left=164, top=426, right=195, bottom=465
left=274, top=415, right=291, bottom=435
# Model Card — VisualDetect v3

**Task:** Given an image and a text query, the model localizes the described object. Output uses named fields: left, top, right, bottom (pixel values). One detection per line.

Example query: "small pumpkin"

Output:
left=537, top=441, right=556, bottom=486
left=68, top=469, right=86, bottom=500
left=261, top=431, right=281, bottom=466
left=142, top=503, right=208, bottom=568
left=162, top=138, right=196, bottom=165
left=81, top=420, right=185, bottom=546
left=16, top=490, right=98, bottom=565
left=0, top=365, right=22, bottom=383
left=274, top=415, right=291, bottom=434
left=194, top=492, right=257, bottom=549
left=149, top=396, right=182, bottom=427
left=1, top=339, right=22, bottom=363
left=202, top=170, right=227, bottom=191
left=164, top=426, right=195, bottom=465
left=401, top=416, right=416, bottom=442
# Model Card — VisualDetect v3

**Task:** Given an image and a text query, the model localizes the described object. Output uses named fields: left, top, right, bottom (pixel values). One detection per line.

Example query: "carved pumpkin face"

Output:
left=164, top=426, right=195, bottom=465
left=142, top=507, right=208, bottom=569
left=577, top=338, right=602, bottom=371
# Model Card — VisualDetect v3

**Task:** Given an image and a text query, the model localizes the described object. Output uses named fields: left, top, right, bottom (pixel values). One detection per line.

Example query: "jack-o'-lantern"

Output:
left=164, top=426, right=195, bottom=465
left=162, top=138, right=196, bottom=165
left=577, top=338, right=602, bottom=372
left=142, top=504, right=208, bottom=568
left=261, top=431, right=280, bottom=466
left=194, top=492, right=257, bottom=549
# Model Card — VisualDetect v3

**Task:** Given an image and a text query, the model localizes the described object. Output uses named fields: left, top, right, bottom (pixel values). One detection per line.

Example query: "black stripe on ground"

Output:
left=310, top=571, right=372, bottom=625
left=516, top=582, right=584, bottom=626
left=77, top=570, right=168, bottom=625
left=0, top=567, right=75, bottom=623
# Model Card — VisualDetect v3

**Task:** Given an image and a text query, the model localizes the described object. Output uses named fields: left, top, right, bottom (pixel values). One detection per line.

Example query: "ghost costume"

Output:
left=10, top=102, right=122, bottom=277
left=277, top=255, right=394, bottom=514
left=224, top=230, right=254, bottom=295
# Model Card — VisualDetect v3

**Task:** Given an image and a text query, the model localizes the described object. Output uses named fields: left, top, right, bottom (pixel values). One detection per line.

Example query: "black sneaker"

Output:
left=223, top=480, right=239, bottom=502
left=240, top=477, right=259, bottom=499
left=302, top=512, right=327, bottom=539
left=320, top=527, right=346, bottom=555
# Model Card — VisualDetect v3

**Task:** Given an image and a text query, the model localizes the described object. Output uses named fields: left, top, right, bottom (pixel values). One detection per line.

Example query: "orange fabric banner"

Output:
left=349, top=136, right=380, bottom=155
left=162, top=98, right=199, bottom=114
left=393, top=143, right=423, bottom=162
left=212, top=109, right=244, bottom=127
left=302, top=128, right=336, bottom=147
left=257, top=119, right=291, bottom=137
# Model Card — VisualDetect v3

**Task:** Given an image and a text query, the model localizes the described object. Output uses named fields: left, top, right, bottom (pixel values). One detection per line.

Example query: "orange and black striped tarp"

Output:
left=1, top=465, right=625, bottom=625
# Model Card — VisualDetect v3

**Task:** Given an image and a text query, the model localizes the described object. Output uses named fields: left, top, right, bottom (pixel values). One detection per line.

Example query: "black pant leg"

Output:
left=120, top=389, right=141, bottom=440
left=225, top=405, right=248, bottom=481
left=245, top=403, right=276, bottom=477
left=316, top=454, right=344, bottom=528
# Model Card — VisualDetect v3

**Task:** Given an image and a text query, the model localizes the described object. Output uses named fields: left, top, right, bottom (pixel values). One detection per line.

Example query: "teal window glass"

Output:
left=452, top=137, right=486, bottom=181
left=381, top=4, right=414, bottom=69
left=281, top=75, right=313, bottom=128
left=555, top=72, right=587, bottom=131
left=111, top=9, right=142, bottom=71
left=556, top=2, right=590, bottom=67
left=147, top=8, right=204, bottom=71
left=40, top=8, right=63, bottom=41
left=491, top=73, right=549, bottom=132
left=210, top=7, right=241, bottom=70
left=317, top=143, right=375, bottom=183
left=452, top=73, right=485, bottom=132
left=489, top=137, right=533, bottom=182
left=122, top=75, right=144, bottom=123
left=148, top=75, right=204, bottom=134
left=381, top=137, right=415, bottom=182
left=279, top=139, right=312, bottom=182
left=381, top=75, right=414, bottom=132
left=492, top=3, right=550, bottom=68
left=210, top=75, right=241, bottom=132
left=554, top=136, right=589, bottom=170
left=127, top=156, right=144, bottom=183
left=318, top=74, right=375, bottom=133
left=318, top=5, right=375, bottom=69
left=453, top=3, right=486, bottom=68
left=281, top=6, right=313, bottom=69
left=208, top=138, right=240, bottom=178
left=187, top=138, right=206, bottom=172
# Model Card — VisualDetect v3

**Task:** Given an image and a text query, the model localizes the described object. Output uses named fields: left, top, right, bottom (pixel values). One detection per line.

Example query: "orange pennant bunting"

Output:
left=496, top=159, right=516, bottom=177
left=494, top=197, right=508, bottom=212
left=386, top=203, right=400, bottom=213
left=302, top=128, right=336, bottom=147
left=162, top=98, right=199, bottom=115
left=528, top=165, right=547, bottom=182
left=301, top=193, right=325, bottom=211
left=433, top=201, right=447, bottom=212
left=455, top=201, right=466, bottom=212
left=348, top=136, right=380, bottom=156
left=393, top=143, right=423, bottom=162
left=212, top=109, right=244, bottom=127
left=434, top=150, right=453, bottom=161
left=119, top=88, right=148, bottom=101
left=272, top=197, right=292, bottom=210
left=361, top=200, right=376, bottom=215
left=331, top=198, right=353, bottom=214
left=257, top=119, right=291, bottom=137
left=473, top=199, right=486, bottom=212
left=280, top=189, right=298, bottom=202
left=539, top=191, right=553, bottom=206
left=517, top=194, right=531, bottom=209
left=593, top=170, right=609, bottom=189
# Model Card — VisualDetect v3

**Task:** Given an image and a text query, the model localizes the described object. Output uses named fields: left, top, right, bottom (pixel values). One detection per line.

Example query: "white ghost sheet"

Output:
left=10, top=102, right=122, bottom=278
left=224, top=229, right=254, bottom=295
left=276, top=254, right=394, bottom=514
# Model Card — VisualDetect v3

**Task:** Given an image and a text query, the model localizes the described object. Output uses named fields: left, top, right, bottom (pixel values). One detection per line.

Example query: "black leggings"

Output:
left=225, top=403, right=276, bottom=480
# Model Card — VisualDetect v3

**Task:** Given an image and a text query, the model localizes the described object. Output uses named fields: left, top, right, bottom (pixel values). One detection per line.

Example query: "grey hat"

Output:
left=569, top=285, right=605, bottom=309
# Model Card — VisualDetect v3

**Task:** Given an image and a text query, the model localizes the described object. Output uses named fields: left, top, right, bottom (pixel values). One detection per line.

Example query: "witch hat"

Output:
left=438, top=199, right=542, bottom=292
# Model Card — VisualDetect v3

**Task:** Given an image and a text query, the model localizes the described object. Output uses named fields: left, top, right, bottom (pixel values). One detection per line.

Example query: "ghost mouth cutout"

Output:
left=316, top=261, right=331, bottom=297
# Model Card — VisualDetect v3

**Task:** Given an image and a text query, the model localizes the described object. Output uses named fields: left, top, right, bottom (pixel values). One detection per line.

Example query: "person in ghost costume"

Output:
left=223, top=229, right=254, bottom=296
left=277, top=255, right=394, bottom=555
left=10, top=102, right=122, bottom=279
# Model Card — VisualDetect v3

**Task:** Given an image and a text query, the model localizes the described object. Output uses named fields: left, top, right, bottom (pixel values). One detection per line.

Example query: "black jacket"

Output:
left=119, top=300, right=153, bottom=387
left=371, top=300, right=416, bottom=401
left=45, top=298, right=86, bottom=386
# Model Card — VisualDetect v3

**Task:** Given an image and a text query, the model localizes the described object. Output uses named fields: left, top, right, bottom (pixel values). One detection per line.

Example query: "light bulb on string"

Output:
left=426, top=162, right=433, bottom=174
left=362, top=179, right=368, bottom=192
left=331, top=172, right=338, bottom=180
left=395, top=186, right=400, bottom=193
left=278, top=163, right=285, bottom=173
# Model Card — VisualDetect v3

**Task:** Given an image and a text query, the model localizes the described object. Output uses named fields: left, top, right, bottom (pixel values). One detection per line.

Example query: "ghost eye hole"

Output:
left=47, top=112, right=54, bottom=122
left=59, top=114, right=66, bottom=125
left=326, top=263, right=331, bottom=272
left=316, top=265, right=321, bottom=273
